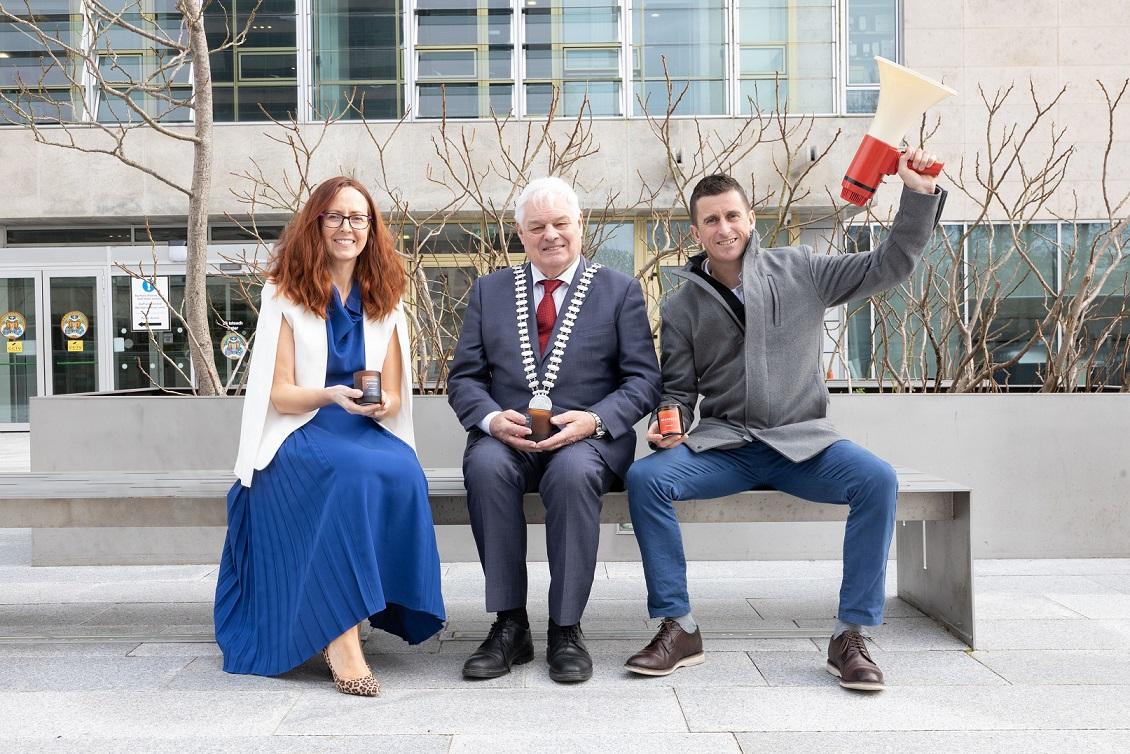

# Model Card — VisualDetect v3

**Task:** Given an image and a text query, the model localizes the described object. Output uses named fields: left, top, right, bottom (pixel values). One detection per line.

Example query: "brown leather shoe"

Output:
left=826, top=630, right=885, bottom=691
left=624, top=618, right=705, bottom=676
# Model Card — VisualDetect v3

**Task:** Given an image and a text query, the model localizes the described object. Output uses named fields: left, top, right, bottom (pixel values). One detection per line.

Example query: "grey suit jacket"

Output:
left=447, top=256, right=661, bottom=480
left=659, top=185, right=946, bottom=462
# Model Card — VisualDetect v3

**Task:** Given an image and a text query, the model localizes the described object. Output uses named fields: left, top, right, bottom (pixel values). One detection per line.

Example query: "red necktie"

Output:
left=536, top=278, right=563, bottom=354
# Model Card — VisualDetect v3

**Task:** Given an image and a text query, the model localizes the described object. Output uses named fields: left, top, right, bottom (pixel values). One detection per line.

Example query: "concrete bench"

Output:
left=0, top=466, right=975, bottom=647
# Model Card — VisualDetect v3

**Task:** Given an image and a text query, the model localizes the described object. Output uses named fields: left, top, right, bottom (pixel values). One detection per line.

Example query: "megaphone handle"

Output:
left=899, top=149, right=943, bottom=177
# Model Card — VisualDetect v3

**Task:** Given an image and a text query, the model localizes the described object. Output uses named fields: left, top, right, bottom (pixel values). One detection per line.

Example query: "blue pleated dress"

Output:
left=214, top=285, right=445, bottom=676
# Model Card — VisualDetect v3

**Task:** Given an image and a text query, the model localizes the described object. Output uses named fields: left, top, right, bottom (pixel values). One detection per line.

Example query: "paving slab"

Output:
left=0, top=691, right=300, bottom=738
left=522, top=648, right=764, bottom=689
left=0, top=582, right=103, bottom=604
left=451, top=733, right=742, bottom=753
left=0, top=531, right=30, bottom=566
left=438, top=636, right=818, bottom=655
left=275, top=687, right=688, bottom=735
left=734, top=730, right=1130, bottom=753
left=976, top=574, right=1123, bottom=595
left=973, top=591, right=1087, bottom=620
left=363, top=632, right=442, bottom=655
left=974, top=619, right=1130, bottom=651
left=679, top=685, right=1130, bottom=732
left=81, top=602, right=217, bottom=627
left=0, top=603, right=114, bottom=628
left=164, top=656, right=334, bottom=692
left=749, top=649, right=1006, bottom=687
left=971, top=650, right=1130, bottom=685
left=1045, top=593, right=1130, bottom=619
left=0, top=737, right=453, bottom=754
left=0, top=564, right=217, bottom=583
left=748, top=596, right=923, bottom=620
left=0, top=641, right=137, bottom=657
left=0, top=656, right=190, bottom=691
left=78, top=580, right=219, bottom=603
left=975, top=559, right=1130, bottom=576
left=1086, top=574, right=1130, bottom=593
left=128, top=642, right=222, bottom=657
left=794, top=617, right=968, bottom=651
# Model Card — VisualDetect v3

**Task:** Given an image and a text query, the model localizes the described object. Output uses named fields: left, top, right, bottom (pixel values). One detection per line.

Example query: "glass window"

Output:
left=208, top=275, right=260, bottom=390
left=846, top=0, right=897, bottom=113
left=587, top=221, right=634, bottom=274
left=417, top=264, right=478, bottom=387
left=632, top=0, right=726, bottom=116
left=0, top=277, right=38, bottom=423
left=0, top=2, right=81, bottom=123
left=210, top=224, right=285, bottom=242
left=415, top=0, right=513, bottom=119
left=843, top=224, right=964, bottom=383
left=111, top=275, right=192, bottom=390
left=736, top=0, right=834, bottom=114
left=523, top=1, right=622, bottom=117
left=206, top=0, right=298, bottom=122
left=968, top=223, right=1057, bottom=386
left=6, top=227, right=132, bottom=245
left=314, top=0, right=404, bottom=120
left=90, top=2, right=192, bottom=123
left=1062, top=223, right=1130, bottom=388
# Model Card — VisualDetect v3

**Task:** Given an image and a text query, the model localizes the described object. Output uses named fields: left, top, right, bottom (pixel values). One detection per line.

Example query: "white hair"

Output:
left=514, top=176, right=581, bottom=226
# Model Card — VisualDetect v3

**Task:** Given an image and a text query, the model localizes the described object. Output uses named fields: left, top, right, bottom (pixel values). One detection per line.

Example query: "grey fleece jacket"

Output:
left=660, top=185, right=946, bottom=462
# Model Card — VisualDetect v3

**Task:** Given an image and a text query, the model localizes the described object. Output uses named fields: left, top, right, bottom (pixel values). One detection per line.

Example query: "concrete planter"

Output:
left=27, top=392, right=1130, bottom=564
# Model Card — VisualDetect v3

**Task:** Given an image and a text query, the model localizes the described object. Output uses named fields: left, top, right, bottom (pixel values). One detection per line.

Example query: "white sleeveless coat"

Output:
left=232, top=281, right=415, bottom=487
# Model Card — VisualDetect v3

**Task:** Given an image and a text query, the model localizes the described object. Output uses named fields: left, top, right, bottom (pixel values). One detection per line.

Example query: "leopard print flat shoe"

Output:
left=322, top=648, right=381, bottom=697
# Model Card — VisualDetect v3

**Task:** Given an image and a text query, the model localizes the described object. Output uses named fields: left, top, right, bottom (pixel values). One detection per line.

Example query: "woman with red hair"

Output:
left=215, top=177, right=445, bottom=696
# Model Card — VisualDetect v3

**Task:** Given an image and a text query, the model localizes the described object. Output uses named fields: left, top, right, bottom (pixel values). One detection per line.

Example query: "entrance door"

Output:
left=0, top=275, right=42, bottom=429
left=42, top=272, right=109, bottom=396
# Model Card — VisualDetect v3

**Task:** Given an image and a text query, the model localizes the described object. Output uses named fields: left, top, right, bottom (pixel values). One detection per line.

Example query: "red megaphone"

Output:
left=841, top=57, right=957, bottom=206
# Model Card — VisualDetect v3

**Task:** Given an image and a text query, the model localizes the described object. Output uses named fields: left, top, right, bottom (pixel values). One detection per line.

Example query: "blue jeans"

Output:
left=625, top=439, right=898, bottom=626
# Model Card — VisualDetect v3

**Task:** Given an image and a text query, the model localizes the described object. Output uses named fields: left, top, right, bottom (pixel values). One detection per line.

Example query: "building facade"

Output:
left=1, top=0, right=1128, bottom=428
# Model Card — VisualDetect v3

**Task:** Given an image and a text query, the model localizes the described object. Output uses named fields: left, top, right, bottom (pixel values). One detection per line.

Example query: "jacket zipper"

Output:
left=766, top=275, right=781, bottom=326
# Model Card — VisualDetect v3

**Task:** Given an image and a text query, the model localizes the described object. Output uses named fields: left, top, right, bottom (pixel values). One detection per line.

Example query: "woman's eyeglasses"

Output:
left=320, top=212, right=372, bottom=229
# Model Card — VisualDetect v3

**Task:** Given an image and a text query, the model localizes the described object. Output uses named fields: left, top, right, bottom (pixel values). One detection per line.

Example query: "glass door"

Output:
left=44, top=274, right=106, bottom=395
left=0, top=275, right=42, bottom=428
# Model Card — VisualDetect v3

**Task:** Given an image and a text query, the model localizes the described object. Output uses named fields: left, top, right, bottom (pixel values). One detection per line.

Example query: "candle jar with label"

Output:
left=353, top=370, right=382, bottom=405
left=657, top=402, right=684, bottom=438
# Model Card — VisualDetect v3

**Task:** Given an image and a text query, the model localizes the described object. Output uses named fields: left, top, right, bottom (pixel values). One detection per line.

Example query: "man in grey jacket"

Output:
left=623, top=150, right=944, bottom=691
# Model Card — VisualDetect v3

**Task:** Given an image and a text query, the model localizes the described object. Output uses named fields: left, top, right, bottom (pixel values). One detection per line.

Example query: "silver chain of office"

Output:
left=513, top=262, right=602, bottom=410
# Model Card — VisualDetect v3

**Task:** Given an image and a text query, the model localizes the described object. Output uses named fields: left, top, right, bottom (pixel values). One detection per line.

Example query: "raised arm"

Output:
left=811, top=150, right=947, bottom=307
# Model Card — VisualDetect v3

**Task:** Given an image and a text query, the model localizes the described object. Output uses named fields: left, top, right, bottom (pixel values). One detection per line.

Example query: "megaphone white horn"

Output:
left=841, top=57, right=957, bottom=206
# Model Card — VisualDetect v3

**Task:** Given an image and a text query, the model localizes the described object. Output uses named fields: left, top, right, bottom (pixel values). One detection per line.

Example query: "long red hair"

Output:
left=267, top=177, right=405, bottom=319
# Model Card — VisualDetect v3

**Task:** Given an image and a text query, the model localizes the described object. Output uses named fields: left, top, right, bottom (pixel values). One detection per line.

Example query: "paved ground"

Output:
left=2, top=433, right=1129, bottom=751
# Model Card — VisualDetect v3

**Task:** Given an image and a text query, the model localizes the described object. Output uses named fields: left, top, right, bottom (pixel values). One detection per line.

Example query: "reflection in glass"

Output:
left=315, top=0, right=403, bottom=120
left=206, top=0, right=298, bottom=122
left=49, top=277, right=98, bottom=395
left=415, top=0, right=512, bottom=118
left=845, top=0, right=897, bottom=114
left=0, top=277, right=38, bottom=424
left=523, top=2, right=620, bottom=116
left=966, top=223, right=1056, bottom=386
left=588, top=222, right=634, bottom=274
left=112, top=275, right=192, bottom=390
left=736, top=0, right=835, bottom=114
left=632, top=0, right=725, bottom=116
left=208, top=276, right=261, bottom=390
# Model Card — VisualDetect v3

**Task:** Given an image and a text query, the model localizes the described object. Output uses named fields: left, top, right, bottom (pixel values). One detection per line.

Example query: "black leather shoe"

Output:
left=547, top=619, right=592, bottom=683
left=462, top=616, right=534, bottom=679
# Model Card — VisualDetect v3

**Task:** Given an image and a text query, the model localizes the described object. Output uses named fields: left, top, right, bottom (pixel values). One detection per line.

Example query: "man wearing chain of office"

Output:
left=448, top=176, right=661, bottom=683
